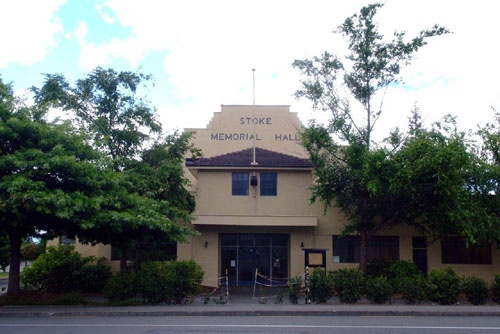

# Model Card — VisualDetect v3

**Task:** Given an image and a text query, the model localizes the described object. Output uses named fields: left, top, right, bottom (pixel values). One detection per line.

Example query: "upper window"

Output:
left=441, top=237, right=491, bottom=264
left=332, top=235, right=399, bottom=263
left=232, top=172, right=249, bottom=196
left=260, top=172, right=277, bottom=196
left=59, top=236, right=75, bottom=245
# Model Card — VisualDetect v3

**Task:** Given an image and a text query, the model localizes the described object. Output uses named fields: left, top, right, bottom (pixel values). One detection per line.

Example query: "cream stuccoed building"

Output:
left=57, top=104, right=500, bottom=286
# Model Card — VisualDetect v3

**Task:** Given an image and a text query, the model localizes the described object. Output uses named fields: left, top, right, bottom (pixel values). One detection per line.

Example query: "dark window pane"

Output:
left=441, top=237, right=491, bottom=264
left=221, top=233, right=237, bottom=246
left=232, top=172, right=249, bottom=196
left=412, top=237, right=427, bottom=249
left=332, top=235, right=399, bottom=263
left=260, top=172, right=277, bottom=196
left=272, top=234, right=289, bottom=247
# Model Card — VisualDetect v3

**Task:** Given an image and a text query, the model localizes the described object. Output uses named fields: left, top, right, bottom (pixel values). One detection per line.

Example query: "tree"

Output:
left=474, top=109, right=500, bottom=243
left=33, top=68, right=197, bottom=269
left=393, top=116, right=496, bottom=245
left=33, top=67, right=162, bottom=171
left=0, top=78, right=105, bottom=295
left=294, top=3, right=449, bottom=271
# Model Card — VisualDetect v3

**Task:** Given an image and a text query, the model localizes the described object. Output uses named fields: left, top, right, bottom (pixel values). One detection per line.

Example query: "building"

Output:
left=177, top=105, right=500, bottom=286
left=59, top=104, right=500, bottom=285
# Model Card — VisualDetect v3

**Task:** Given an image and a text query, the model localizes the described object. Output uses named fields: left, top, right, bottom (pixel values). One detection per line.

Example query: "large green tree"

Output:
left=294, top=3, right=449, bottom=270
left=392, top=116, right=497, bottom=245
left=0, top=78, right=104, bottom=295
left=33, top=68, right=197, bottom=269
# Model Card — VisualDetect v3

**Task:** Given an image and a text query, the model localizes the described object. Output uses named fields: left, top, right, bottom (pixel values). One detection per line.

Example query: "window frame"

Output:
left=332, top=235, right=399, bottom=263
left=260, top=172, right=277, bottom=196
left=441, top=236, right=492, bottom=264
left=232, top=172, right=249, bottom=196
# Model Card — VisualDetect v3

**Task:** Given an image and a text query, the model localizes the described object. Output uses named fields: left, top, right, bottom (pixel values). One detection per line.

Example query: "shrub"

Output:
left=364, top=276, right=393, bottom=304
left=164, top=260, right=204, bottom=304
left=104, top=270, right=137, bottom=302
left=77, top=258, right=112, bottom=293
left=462, top=276, right=489, bottom=305
left=387, top=260, right=421, bottom=294
left=137, top=260, right=204, bottom=304
left=427, top=267, right=460, bottom=305
left=137, top=261, right=170, bottom=304
left=309, top=268, right=333, bottom=303
left=399, top=275, right=428, bottom=304
left=331, top=268, right=364, bottom=304
left=21, top=245, right=111, bottom=293
left=491, top=275, right=500, bottom=304
left=365, top=259, right=393, bottom=278
left=288, top=275, right=303, bottom=304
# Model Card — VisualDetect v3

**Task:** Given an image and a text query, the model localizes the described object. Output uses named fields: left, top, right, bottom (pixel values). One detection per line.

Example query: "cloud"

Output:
left=0, top=0, right=66, bottom=68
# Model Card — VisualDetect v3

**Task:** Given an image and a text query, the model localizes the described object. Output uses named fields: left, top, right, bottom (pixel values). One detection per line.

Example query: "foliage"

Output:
left=21, top=240, right=43, bottom=263
left=386, top=260, right=422, bottom=294
left=137, top=260, right=204, bottom=304
left=0, top=77, right=109, bottom=295
left=20, top=245, right=111, bottom=293
left=33, top=68, right=199, bottom=269
left=462, top=276, right=489, bottom=305
left=163, top=260, right=204, bottom=304
left=32, top=67, right=161, bottom=170
left=427, top=267, right=460, bottom=305
left=331, top=268, right=365, bottom=304
left=393, top=121, right=494, bottom=246
left=365, top=259, right=394, bottom=278
left=294, top=3, right=449, bottom=271
left=309, top=268, right=334, bottom=303
left=288, top=275, right=303, bottom=304
left=136, top=261, right=170, bottom=304
left=0, top=290, right=88, bottom=306
left=491, top=275, right=500, bottom=304
left=399, top=275, right=429, bottom=304
left=104, top=270, right=137, bottom=303
left=364, top=276, right=393, bottom=304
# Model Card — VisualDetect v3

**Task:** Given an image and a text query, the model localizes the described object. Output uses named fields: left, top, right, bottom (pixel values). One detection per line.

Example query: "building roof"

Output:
left=186, top=147, right=312, bottom=169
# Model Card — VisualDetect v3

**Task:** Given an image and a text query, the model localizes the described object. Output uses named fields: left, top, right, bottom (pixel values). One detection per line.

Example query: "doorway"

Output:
left=412, top=237, right=428, bottom=276
left=220, top=233, right=289, bottom=286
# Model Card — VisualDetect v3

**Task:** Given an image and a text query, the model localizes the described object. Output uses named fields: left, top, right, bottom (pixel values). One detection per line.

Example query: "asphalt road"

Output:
left=1, top=315, right=499, bottom=334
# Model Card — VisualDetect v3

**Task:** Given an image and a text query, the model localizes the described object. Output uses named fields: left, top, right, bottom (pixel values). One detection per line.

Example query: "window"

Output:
left=232, top=172, right=249, bottom=195
left=332, top=235, right=399, bottom=263
left=111, top=241, right=177, bottom=261
left=59, top=236, right=75, bottom=245
left=441, top=237, right=491, bottom=264
left=260, top=172, right=277, bottom=196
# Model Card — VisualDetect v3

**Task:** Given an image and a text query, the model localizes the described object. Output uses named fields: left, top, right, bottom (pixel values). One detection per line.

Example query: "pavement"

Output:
left=1, top=286, right=500, bottom=317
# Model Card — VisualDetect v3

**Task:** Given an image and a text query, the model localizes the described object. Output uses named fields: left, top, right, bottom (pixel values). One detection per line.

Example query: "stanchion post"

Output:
left=253, top=268, right=258, bottom=299
left=304, top=266, right=310, bottom=304
left=225, top=269, right=229, bottom=304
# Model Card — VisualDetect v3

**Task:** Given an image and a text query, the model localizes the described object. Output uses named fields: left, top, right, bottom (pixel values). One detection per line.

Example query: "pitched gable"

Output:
left=186, top=147, right=312, bottom=169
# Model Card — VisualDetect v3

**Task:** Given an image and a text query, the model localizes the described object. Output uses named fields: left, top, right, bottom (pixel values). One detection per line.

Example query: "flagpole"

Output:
left=251, top=68, right=257, bottom=166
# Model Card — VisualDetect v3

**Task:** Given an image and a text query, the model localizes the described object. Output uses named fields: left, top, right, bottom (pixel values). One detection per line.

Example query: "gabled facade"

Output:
left=179, top=105, right=500, bottom=287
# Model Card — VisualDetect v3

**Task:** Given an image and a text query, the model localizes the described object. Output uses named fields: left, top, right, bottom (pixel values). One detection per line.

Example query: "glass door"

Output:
left=220, top=233, right=289, bottom=286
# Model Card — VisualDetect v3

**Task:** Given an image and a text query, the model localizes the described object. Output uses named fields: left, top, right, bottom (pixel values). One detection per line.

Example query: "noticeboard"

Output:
left=303, top=249, right=327, bottom=268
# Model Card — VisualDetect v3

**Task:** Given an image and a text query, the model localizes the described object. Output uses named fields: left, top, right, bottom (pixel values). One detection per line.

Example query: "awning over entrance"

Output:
left=192, top=215, right=317, bottom=226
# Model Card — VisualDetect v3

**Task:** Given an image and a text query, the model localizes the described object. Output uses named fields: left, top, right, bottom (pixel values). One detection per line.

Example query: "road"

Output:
left=0, top=315, right=499, bottom=333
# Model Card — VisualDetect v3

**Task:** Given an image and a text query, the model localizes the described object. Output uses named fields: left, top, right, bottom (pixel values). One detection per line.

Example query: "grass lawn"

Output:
left=0, top=272, right=8, bottom=279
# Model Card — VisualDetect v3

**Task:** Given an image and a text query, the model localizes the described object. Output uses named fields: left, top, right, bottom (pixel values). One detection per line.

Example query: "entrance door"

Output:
left=412, top=237, right=428, bottom=276
left=220, top=233, right=288, bottom=286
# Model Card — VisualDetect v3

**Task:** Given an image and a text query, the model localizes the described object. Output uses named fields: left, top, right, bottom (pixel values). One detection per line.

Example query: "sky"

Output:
left=1, top=0, right=500, bottom=141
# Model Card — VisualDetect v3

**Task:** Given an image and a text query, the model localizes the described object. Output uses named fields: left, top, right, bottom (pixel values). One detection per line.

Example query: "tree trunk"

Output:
left=359, top=229, right=368, bottom=273
left=7, top=230, right=22, bottom=297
